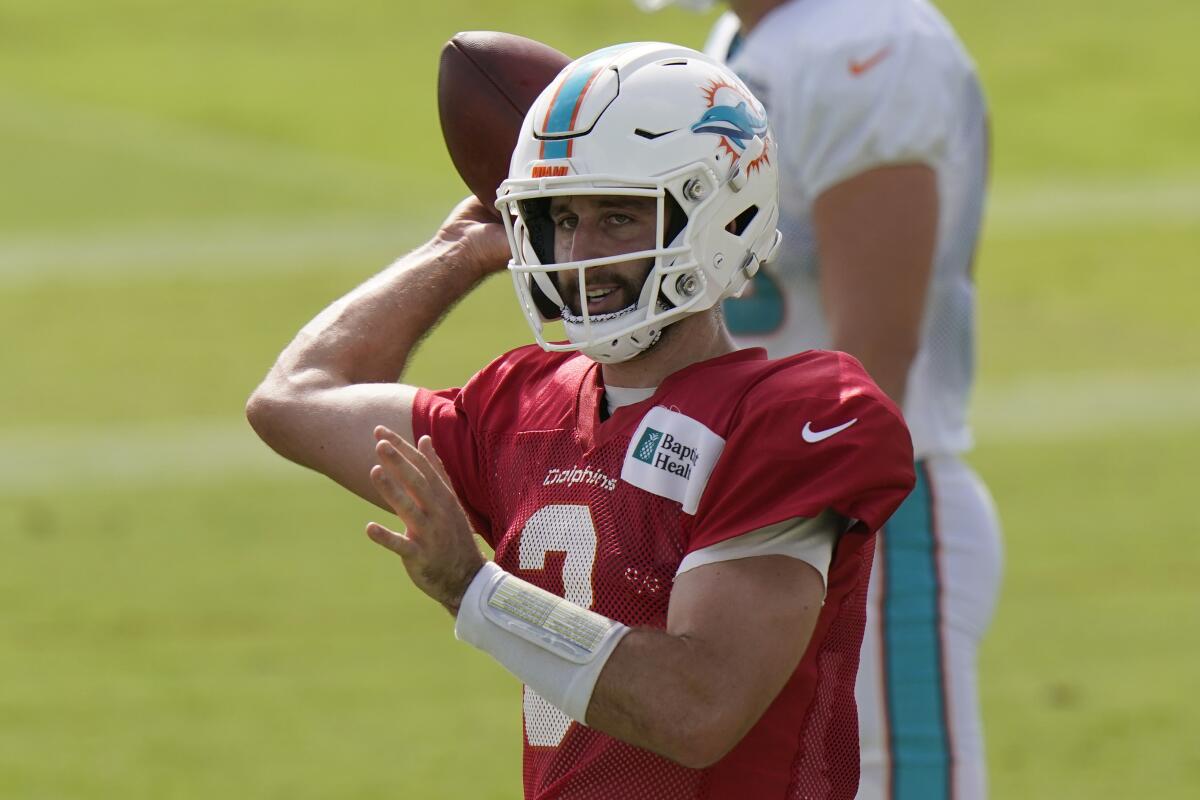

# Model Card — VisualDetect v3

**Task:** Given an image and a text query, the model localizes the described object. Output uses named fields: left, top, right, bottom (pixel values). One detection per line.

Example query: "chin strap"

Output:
left=559, top=302, right=640, bottom=326
left=564, top=300, right=672, bottom=364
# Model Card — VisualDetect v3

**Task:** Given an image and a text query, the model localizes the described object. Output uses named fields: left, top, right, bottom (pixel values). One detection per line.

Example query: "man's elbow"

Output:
left=660, top=707, right=751, bottom=770
left=669, top=738, right=734, bottom=771
left=245, top=379, right=299, bottom=456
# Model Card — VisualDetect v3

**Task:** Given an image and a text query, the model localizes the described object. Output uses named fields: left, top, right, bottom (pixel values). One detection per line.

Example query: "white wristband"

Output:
left=455, top=562, right=630, bottom=723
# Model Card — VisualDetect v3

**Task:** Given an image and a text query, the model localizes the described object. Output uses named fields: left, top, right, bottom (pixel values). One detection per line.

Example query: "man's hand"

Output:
left=433, top=196, right=512, bottom=282
left=366, top=426, right=486, bottom=615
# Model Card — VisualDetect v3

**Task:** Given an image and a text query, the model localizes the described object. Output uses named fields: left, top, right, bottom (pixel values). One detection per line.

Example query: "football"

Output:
left=438, top=31, right=571, bottom=217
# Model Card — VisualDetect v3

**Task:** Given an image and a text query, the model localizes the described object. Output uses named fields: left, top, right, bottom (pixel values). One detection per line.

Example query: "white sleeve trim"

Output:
left=677, top=511, right=844, bottom=592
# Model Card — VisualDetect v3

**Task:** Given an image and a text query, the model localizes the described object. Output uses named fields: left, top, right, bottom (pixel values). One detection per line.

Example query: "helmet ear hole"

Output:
left=728, top=205, right=759, bottom=236
left=529, top=276, right=563, bottom=320
left=519, top=198, right=557, bottom=264
left=663, top=193, right=688, bottom=246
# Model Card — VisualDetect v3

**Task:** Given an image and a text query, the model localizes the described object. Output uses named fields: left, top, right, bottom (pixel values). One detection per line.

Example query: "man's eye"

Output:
left=554, top=216, right=577, bottom=230
left=608, top=214, right=633, bottom=226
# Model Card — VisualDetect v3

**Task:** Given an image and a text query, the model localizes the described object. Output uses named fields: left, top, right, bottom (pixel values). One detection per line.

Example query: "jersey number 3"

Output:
left=518, top=504, right=599, bottom=748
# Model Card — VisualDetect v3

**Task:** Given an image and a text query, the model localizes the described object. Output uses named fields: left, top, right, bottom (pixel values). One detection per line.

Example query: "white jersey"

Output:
left=708, top=0, right=988, bottom=458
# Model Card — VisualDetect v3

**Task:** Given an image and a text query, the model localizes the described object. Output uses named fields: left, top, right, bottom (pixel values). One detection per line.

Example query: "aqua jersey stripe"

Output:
left=882, top=463, right=950, bottom=799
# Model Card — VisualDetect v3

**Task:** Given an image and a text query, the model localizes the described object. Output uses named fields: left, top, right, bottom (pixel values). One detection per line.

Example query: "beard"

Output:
left=556, top=263, right=651, bottom=319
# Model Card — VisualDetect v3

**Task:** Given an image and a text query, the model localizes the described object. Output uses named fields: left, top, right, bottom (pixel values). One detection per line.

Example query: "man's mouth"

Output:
left=560, top=277, right=637, bottom=318
left=557, top=261, right=654, bottom=320
left=582, top=285, right=627, bottom=315
left=561, top=285, right=639, bottom=324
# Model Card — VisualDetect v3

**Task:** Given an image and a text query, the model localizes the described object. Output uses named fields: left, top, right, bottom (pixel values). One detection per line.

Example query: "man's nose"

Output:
left=567, top=218, right=604, bottom=263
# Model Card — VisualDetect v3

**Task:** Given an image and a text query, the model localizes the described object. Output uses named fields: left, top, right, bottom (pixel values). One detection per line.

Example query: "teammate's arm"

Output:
left=245, top=198, right=509, bottom=510
left=813, top=163, right=938, bottom=404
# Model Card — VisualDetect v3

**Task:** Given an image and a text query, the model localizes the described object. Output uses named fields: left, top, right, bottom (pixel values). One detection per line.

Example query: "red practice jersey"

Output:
left=412, top=346, right=914, bottom=799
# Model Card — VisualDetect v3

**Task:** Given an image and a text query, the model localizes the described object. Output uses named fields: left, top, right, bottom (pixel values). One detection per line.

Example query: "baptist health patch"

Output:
left=621, top=406, right=726, bottom=515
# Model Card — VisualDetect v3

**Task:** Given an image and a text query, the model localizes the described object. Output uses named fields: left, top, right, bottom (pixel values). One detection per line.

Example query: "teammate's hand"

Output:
left=365, top=426, right=487, bottom=616
left=433, top=196, right=512, bottom=280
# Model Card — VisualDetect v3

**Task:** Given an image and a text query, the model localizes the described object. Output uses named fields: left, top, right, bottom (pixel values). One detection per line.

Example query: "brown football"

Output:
left=438, top=31, right=571, bottom=217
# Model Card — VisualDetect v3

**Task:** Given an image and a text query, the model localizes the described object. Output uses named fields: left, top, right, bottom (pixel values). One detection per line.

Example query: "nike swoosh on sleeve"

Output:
left=801, top=419, right=859, bottom=443
left=848, top=46, right=891, bottom=76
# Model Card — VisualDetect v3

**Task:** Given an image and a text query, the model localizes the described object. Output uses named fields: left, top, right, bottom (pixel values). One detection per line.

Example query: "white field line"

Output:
left=0, top=419, right=294, bottom=494
left=986, top=178, right=1200, bottom=232
left=0, top=83, right=1196, bottom=285
left=971, top=368, right=1200, bottom=444
left=0, top=217, right=423, bottom=286
left=7, top=88, right=1198, bottom=228
left=1, top=178, right=1197, bottom=287
left=1, top=369, right=1197, bottom=493
left=0, top=90, right=398, bottom=191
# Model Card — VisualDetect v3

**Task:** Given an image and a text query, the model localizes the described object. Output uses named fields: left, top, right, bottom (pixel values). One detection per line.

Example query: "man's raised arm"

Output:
left=245, top=198, right=509, bottom=510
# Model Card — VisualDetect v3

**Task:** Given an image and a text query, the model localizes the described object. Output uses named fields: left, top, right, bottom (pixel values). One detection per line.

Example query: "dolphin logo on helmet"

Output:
left=690, top=101, right=768, bottom=150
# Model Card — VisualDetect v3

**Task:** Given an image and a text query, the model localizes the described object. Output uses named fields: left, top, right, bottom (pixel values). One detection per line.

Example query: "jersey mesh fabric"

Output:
left=487, top=424, right=875, bottom=799
left=412, top=346, right=915, bottom=799
left=789, top=536, right=874, bottom=800
left=484, top=425, right=692, bottom=797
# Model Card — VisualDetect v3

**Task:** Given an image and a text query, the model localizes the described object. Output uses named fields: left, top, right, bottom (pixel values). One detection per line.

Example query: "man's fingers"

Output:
left=374, top=428, right=446, bottom=497
left=366, top=521, right=416, bottom=558
left=373, top=427, right=449, bottom=494
left=375, top=438, right=433, bottom=501
left=374, top=425, right=405, bottom=446
left=370, top=463, right=429, bottom=532
left=417, top=435, right=456, bottom=492
left=402, top=434, right=451, bottom=495
left=374, top=425, right=435, bottom=468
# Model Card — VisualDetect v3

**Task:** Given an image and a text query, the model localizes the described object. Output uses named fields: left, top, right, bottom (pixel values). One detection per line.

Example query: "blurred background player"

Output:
left=635, top=0, right=1004, bottom=798
left=248, top=43, right=915, bottom=798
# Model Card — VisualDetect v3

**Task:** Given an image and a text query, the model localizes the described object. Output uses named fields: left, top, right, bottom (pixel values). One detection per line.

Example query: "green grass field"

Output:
left=2, top=0, right=1198, bottom=796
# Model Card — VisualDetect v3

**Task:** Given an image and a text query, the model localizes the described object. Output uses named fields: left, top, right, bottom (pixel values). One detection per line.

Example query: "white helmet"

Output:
left=496, top=42, right=781, bottom=364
